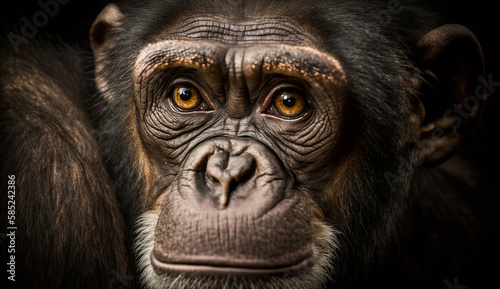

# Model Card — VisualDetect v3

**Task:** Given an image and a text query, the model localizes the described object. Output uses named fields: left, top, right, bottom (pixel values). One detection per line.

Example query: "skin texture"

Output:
left=0, top=0, right=496, bottom=289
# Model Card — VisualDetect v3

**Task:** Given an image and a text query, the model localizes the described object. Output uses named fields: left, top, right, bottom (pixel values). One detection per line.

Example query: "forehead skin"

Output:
left=134, top=13, right=346, bottom=82
left=165, top=16, right=319, bottom=46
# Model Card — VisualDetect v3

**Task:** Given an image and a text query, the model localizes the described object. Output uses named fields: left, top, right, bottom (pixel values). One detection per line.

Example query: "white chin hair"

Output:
left=134, top=210, right=339, bottom=289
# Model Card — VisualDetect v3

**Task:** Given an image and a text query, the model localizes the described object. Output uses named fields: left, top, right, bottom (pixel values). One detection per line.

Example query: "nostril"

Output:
left=231, top=157, right=256, bottom=185
left=229, top=179, right=238, bottom=193
left=211, top=176, right=220, bottom=184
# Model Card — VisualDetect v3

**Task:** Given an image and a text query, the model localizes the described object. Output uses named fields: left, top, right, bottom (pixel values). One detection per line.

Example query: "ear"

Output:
left=415, top=24, right=485, bottom=165
left=89, top=4, right=124, bottom=91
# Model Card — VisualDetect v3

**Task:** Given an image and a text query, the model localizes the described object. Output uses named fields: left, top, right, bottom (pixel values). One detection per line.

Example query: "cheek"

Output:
left=138, top=110, right=211, bottom=167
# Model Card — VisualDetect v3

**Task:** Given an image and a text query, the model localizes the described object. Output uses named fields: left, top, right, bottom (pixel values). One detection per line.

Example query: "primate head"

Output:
left=89, top=0, right=485, bottom=288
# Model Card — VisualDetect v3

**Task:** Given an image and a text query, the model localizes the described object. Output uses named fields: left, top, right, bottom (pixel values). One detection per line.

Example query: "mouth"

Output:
left=150, top=252, right=315, bottom=277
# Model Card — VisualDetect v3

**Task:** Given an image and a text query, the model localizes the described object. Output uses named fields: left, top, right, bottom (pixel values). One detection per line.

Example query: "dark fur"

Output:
left=1, top=1, right=497, bottom=288
left=0, top=39, right=133, bottom=288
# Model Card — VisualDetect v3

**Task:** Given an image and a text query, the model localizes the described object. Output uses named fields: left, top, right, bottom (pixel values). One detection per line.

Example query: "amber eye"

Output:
left=172, top=85, right=203, bottom=110
left=273, top=91, right=306, bottom=117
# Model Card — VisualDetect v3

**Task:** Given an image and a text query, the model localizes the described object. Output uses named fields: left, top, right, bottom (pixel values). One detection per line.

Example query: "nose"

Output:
left=206, top=152, right=256, bottom=209
left=178, top=138, right=287, bottom=213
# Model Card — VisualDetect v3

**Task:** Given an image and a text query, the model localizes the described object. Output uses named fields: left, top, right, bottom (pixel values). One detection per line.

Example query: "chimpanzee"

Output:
left=0, top=0, right=497, bottom=288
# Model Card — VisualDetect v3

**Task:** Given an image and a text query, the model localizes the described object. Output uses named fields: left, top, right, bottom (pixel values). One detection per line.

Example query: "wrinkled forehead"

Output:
left=135, top=0, right=327, bottom=48
left=162, top=16, right=321, bottom=47
left=131, top=4, right=344, bottom=83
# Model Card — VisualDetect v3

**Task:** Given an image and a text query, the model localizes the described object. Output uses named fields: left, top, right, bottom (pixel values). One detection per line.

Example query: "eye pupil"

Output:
left=172, top=85, right=204, bottom=110
left=281, top=93, right=296, bottom=108
left=272, top=91, right=306, bottom=118
left=179, top=88, right=192, bottom=101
